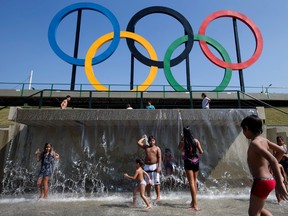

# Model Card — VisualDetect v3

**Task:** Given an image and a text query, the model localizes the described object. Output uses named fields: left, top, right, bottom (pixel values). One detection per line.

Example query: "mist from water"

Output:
left=0, top=109, right=256, bottom=199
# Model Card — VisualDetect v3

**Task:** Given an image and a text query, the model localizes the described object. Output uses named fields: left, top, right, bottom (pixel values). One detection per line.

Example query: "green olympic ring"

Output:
left=164, top=34, right=232, bottom=92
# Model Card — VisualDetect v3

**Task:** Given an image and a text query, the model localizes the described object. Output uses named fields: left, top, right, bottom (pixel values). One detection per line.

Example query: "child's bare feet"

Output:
left=188, top=206, right=201, bottom=211
left=38, top=195, right=45, bottom=200
left=146, top=205, right=152, bottom=209
left=38, top=198, right=47, bottom=201
left=128, top=202, right=136, bottom=207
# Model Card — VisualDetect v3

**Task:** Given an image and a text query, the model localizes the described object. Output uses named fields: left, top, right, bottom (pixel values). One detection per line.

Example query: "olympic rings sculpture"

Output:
left=49, top=2, right=263, bottom=92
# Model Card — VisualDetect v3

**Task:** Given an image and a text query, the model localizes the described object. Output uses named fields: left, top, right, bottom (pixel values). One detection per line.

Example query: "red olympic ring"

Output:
left=198, top=10, right=263, bottom=70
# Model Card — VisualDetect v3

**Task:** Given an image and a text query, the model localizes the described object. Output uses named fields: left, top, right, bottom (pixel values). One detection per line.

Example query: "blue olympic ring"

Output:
left=48, top=2, right=120, bottom=66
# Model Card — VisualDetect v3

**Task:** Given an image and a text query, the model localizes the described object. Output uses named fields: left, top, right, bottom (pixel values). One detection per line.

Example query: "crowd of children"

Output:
left=35, top=114, right=288, bottom=215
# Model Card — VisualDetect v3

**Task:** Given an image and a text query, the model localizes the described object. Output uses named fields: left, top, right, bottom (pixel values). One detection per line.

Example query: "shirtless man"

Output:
left=60, top=95, right=71, bottom=109
left=241, top=115, right=288, bottom=216
left=138, top=135, right=162, bottom=202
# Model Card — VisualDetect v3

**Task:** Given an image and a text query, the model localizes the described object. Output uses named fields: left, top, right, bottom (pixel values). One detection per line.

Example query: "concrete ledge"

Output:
left=13, top=108, right=257, bottom=127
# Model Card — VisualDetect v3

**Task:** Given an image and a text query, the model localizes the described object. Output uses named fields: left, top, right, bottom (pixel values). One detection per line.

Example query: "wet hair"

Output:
left=165, top=148, right=171, bottom=153
left=41, top=143, right=53, bottom=165
left=148, top=135, right=156, bottom=143
left=43, top=142, right=53, bottom=153
left=201, top=93, right=207, bottom=98
left=276, top=136, right=284, bottom=144
left=135, top=158, right=144, bottom=166
left=241, top=114, right=263, bottom=135
left=183, top=126, right=196, bottom=154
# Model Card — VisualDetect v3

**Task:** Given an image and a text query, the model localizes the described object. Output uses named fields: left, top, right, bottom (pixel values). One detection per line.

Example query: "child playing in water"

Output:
left=275, top=163, right=288, bottom=203
left=35, top=143, right=59, bottom=199
left=276, top=136, right=288, bottom=179
left=178, top=126, right=203, bottom=211
left=124, top=158, right=152, bottom=209
left=163, top=148, right=176, bottom=176
left=241, top=115, right=288, bottom=215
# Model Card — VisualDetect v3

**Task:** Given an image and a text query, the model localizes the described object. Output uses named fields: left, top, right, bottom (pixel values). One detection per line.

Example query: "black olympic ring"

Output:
left=126, top=6, right=194, bottom=68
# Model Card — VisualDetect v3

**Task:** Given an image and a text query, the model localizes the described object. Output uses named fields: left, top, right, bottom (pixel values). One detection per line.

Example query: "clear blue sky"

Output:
left=1, top=0, right=288, bottom=92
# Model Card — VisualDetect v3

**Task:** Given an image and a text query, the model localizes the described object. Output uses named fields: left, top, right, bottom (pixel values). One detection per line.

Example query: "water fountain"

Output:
left=0, top=108, right=257, bottom=198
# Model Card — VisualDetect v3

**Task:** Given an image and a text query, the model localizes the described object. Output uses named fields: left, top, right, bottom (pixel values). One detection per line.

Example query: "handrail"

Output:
left=239, top=91, right=288, bottom=115
left=1, top=89, right=288, bottom=111
left=1, top=82, right=288, bottom=94
left=0, top=90, right=45, bottom=111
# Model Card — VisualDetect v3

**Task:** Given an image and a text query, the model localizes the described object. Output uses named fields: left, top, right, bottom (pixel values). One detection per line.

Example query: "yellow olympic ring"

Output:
left=85, top=31, right=158, bottom=91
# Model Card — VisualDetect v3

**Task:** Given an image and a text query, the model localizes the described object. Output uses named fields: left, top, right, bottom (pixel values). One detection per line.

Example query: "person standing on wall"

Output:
left=146, top=100, right=155, bottom=109
left=137, top=135, right=162, bottom=202
left=201, top=93, right=211, bottom=109
left=126, top=104, right=133, bottom=109
left=60, top=95, right=71, bottom=109
left=178, top=126, right=204, bottom=211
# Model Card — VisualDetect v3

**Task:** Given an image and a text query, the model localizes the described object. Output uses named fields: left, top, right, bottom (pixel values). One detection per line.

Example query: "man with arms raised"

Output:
left=138, top=135, right=162, bottom=202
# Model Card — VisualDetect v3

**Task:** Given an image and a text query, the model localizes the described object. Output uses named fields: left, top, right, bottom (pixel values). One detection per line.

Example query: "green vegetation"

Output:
left=264, top=107, right=288, bottom=126
left=0, top=107, right=287, bottom=128
left=0, top=108, right=14, bottom=128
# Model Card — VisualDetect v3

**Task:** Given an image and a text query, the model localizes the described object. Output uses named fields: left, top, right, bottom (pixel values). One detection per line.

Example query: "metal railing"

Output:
left=238, top=91, right=288, bottom=115
left=1, top=87, right=288, bottom=112
left=1, top=82, right=288, bottom=95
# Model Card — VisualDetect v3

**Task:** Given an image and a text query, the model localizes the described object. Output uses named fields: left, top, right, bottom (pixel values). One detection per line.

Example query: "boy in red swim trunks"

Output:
left=241, top=115, right=288, bottom=216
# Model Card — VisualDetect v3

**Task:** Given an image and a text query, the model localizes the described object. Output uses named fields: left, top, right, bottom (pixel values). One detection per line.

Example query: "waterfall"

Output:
left=0, top=108, right=257, bottom=197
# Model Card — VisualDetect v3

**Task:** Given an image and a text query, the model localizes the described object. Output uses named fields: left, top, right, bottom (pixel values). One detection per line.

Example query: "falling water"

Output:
left=0, top=108, right=257, bottom=198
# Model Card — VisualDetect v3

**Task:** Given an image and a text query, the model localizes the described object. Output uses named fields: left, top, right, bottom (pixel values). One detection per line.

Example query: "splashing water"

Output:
left=1, top=109, right=256, bottom=199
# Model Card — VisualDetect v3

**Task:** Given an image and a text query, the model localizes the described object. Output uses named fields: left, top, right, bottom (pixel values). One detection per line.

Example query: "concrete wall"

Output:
left=0, top=129, right=8, bottom=151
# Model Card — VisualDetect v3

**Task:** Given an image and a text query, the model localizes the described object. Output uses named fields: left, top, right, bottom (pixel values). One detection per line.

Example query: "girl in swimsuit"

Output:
left=178, top=126, right=204, bottom=211
left=276, top=136, right=288, bottom=178
left=35, top=143, right=59, bottom=199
